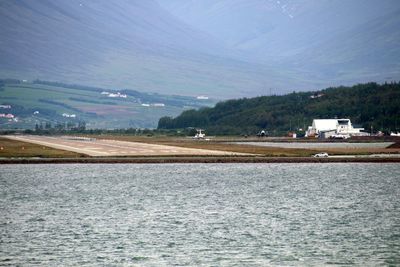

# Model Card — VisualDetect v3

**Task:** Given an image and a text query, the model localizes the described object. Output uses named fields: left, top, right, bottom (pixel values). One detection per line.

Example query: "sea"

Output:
left=1, top=163, right=399, bottom=266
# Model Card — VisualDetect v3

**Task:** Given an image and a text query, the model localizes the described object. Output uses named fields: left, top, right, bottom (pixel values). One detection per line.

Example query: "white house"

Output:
left=306, top=119, right=365, bottom=138
left=101, top=91, right=127, bottom=98
left=152, top=103, right=165, bottom=107
left=62, top=113, right=76, bottom=118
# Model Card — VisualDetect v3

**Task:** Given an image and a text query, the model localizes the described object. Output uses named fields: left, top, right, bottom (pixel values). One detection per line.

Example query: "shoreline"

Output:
left=1, top=156, right=400, bottom=164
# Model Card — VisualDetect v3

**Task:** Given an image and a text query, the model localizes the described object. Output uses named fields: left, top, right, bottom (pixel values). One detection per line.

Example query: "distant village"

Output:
left=100, top=91, right=166, bottom=107
left=0, top=105, right=16, bottom=121
left=0, top=88, right=212, bottom=129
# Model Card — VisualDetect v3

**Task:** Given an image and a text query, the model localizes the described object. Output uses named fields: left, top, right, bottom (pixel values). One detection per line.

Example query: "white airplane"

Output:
left=193, top=129, right=206, bottom=139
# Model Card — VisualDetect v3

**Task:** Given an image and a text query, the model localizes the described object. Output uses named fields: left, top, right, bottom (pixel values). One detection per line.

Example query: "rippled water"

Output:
left=1, top=163, right=399, bottom=266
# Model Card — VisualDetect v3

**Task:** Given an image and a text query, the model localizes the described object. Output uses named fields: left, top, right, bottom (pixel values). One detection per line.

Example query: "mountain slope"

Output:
left=0, top=0, right=299, bottom=98
left=1, top=0, right=399, bottom=99
left=158, top=0, right=400, bottom=84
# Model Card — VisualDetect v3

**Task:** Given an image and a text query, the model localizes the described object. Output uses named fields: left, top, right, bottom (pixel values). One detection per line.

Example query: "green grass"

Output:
left=0, top=81, right=207, bottom=128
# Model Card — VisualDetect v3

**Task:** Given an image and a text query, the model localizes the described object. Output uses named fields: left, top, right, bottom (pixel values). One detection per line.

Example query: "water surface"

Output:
left=1, top=163, right=399, bottom=266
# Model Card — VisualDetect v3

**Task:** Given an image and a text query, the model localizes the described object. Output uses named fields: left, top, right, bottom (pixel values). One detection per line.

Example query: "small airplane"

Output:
left=257, top=130, right=268, bottom=137
left=193, top=129, right=206, bottom=139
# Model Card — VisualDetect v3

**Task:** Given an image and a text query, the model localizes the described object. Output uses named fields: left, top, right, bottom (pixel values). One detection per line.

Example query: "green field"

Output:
left=0, top=80, right=216, bottom=129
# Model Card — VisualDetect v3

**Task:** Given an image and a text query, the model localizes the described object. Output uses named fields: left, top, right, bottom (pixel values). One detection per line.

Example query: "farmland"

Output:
left=0, top=80, right=216, bottom=129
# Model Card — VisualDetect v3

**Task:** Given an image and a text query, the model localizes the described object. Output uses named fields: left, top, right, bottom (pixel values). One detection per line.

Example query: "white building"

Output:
left=152, top=103, right=165, bottom=107
left=62, top=113, right=76, bottom=118
left=306, top=119, right=366, bottom=138
left=101, top=91, right=127, bottom=98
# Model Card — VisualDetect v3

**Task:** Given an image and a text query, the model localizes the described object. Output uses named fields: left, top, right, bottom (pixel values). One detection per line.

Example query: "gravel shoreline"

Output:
left=1, top=156, right=399, bottom=164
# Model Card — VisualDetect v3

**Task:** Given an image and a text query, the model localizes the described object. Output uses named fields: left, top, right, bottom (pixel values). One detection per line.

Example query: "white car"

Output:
left=330, top=134, right=350, bottom=139
left=313, top=152, right=329, bottom=158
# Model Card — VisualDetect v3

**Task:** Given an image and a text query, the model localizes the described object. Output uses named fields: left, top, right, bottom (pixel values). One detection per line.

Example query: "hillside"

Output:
left=158, top=82, right=400, bottom=135
left=158, top=0, right=400, bottom=84
left=0, top=79, right=215, bottom=129
left=0, top=0, right=303, bottom=98
left=1, top=0, right=399, bottom=98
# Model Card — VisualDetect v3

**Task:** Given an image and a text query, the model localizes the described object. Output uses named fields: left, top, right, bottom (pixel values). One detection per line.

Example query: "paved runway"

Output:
left=4, top=135, right=246, bottom=157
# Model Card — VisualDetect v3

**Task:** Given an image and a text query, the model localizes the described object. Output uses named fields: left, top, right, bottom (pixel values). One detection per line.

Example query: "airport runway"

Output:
left=4, top=135, right=247, bottom=157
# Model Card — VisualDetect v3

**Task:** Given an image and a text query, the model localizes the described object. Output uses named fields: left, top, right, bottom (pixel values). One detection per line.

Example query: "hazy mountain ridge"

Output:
left=2, top=0, right=291, bottom=98
left=158, top=0, right=400, bottom=82
left=0, top=0, right=399, bottom=99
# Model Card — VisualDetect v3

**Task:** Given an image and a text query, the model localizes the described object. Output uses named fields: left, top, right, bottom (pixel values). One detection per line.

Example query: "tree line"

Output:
left=158, top=82, right=400, bottom=135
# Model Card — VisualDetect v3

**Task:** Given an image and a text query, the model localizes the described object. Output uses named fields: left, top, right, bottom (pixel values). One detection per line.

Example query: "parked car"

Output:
left=313, top=152, right=329, bottom=158
left=330, top=134, right=350, bottom=139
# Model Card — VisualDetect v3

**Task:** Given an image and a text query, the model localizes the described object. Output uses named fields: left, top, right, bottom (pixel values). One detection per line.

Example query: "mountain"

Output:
left=0, top=0, right=305, bottom=98
left=1, top=0, right=399, bottom=100
left=158, top=0, right=400, bottom=84
left=158, top=82, right=400, bottom=135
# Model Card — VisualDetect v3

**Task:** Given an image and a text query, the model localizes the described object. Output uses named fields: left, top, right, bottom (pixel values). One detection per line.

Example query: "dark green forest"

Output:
left=158, top=82, right=400, bottom=135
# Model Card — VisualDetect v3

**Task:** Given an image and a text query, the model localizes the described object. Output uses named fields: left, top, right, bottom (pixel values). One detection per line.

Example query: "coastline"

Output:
left=1, top=156, right=399, bottom=164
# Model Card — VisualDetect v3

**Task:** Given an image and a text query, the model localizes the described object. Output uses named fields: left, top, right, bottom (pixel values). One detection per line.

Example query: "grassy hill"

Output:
left=0, top=79, right=215, bottom=129
left=158, top=82, right=400, bottom=135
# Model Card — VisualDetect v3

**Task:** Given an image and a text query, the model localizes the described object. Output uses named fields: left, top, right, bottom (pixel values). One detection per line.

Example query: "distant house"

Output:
left=152, top=103, right=165, bottom=107
left=310, top=93, right=324, bottom=99
left=196, top=95, right=209, bottom=100
left=62, top=113, right=76, bottom=118
left=103, top=91, right=127, bottom=98
left=0, top=105, right=11, bottom=109
left=0, top=113, right=14, bottom=118
left=306, top=119, right=366, bottom=138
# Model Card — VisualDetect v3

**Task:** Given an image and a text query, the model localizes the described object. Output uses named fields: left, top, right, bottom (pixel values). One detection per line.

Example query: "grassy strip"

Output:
left=0, top=137, right=85, bottom=158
